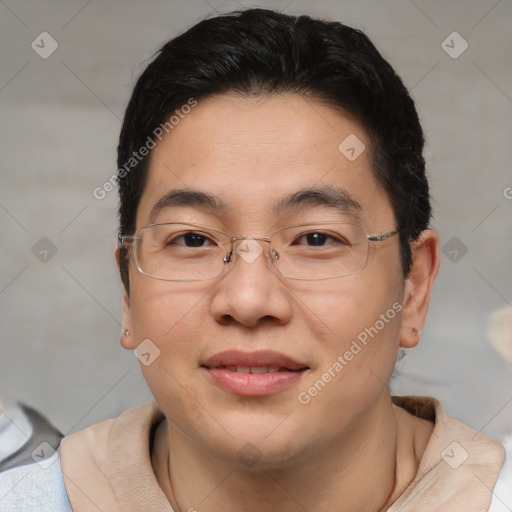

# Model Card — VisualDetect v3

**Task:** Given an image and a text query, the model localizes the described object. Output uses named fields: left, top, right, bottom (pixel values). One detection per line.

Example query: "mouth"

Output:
left=201, top=350, right=309, bottom=397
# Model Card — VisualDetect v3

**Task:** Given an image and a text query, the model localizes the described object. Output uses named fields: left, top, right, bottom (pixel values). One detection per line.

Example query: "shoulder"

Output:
left=489, top=440, right=512, bottom=512
left=60, top=401, right=166, bottom=511
left=390, top=396, right=508, bottom=511
left=0, top=451, right=72, bottom=512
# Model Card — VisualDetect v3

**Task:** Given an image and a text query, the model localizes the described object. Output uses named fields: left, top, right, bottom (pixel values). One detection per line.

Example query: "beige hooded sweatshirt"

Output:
left=60, top=396, right=505, bottom=512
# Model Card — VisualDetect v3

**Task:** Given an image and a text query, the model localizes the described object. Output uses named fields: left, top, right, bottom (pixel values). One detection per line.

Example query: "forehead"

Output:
left=137, top=93, right=394, bottom=229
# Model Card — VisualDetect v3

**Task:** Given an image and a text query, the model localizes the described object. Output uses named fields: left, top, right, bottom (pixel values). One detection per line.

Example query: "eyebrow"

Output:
left=272, top=185, right=362, bottom=218
left=149, top=185, right=362, bottom=223
left=149, top=190, right=230, bottom=222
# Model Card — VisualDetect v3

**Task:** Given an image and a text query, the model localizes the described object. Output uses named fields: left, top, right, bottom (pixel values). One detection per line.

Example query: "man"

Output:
left=0, top=8, right=509, bottom=511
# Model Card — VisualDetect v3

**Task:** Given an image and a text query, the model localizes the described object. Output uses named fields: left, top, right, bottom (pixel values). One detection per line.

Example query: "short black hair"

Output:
left=117, top=8, right=431, bottom=291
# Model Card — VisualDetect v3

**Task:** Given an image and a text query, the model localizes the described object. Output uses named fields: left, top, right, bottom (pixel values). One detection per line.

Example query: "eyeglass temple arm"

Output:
left=119, top=235, right=138, bottom=247
left=367, top=230, right=398, bottom=242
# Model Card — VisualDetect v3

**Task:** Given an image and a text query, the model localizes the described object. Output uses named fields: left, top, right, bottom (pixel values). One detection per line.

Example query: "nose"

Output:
left=210, top=237, right=292, bottom=328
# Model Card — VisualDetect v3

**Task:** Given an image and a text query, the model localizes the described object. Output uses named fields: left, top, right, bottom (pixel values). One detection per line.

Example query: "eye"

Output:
left=167, top=231, right=217, bottom=248
left=294, top=231, right=347, bottom=247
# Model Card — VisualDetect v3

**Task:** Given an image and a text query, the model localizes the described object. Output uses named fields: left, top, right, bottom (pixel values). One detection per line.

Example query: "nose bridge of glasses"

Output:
left=225, top=236, right=274, bottom=265
left=230, top=236, right=272, bottom=244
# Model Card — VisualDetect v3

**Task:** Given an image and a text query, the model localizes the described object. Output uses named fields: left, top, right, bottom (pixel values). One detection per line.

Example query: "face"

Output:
left=120, top=93, right=432, bottom=468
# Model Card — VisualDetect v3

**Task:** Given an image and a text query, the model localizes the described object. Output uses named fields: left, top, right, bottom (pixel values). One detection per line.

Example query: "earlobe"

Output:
left=120, top=291, right=135, bottom=350
left=399, top=229, right=440, bottom=349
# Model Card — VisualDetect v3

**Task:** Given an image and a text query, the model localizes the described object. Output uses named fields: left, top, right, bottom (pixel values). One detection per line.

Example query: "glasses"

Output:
left=120, top=222, right=398, bottom=282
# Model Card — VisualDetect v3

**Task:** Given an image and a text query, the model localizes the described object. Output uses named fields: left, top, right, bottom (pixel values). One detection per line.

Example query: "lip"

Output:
left=201, top=350, right=309, bottom=397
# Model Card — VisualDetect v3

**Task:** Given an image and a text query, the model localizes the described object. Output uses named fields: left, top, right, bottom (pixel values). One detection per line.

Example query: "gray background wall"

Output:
left=1, top=0, right=511, bottom=441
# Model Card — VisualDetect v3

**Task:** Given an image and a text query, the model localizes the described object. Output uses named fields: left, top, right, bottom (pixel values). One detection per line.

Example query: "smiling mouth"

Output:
left=201, top=351, right=310, bottom=396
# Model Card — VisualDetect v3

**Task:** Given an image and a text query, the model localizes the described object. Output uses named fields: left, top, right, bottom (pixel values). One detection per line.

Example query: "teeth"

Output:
left=211, top=365, right=298, bottom=373
left=250, top=366, right=267, bottom=374
left=227, top=366, right=283, bottom=374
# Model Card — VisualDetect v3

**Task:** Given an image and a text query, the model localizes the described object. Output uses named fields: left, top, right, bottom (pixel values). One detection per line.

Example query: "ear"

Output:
left=400, top=229, right=440, bottom=349
left=115, top=246, right=122, bottom=269
left=115, top=247, right=135, bottom=350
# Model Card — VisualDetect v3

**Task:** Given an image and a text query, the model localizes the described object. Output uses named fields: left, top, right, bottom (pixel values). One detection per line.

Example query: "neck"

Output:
left=152, top=396, right=431, bottom=512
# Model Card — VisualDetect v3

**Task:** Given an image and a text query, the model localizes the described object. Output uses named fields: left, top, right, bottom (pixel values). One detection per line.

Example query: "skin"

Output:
left=116, top=93, right=440, bottom=512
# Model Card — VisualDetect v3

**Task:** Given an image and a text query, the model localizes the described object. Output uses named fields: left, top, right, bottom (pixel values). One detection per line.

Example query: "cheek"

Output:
left=294, top=309, right=402, bottom=435
left=129, top=276, right=213, bottom=361
left=291, top=276, right=402, bottom=349
left=129, top=279, right=219, bottom=434
left=292, top=275, right=403, bottom=408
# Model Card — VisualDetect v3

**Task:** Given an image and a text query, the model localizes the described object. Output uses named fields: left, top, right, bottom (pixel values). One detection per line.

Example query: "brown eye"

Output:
left=294, top=231, right=347, bottom=247
left=167, top=232, right=215, bottom=247
left=304, top=232, right=328, bottom=246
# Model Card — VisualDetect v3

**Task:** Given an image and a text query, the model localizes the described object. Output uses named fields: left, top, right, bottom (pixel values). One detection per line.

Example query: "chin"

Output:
left=218, top=432, right=312, bottom=472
